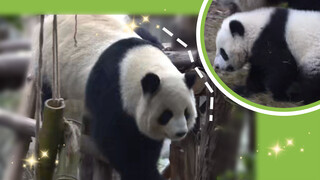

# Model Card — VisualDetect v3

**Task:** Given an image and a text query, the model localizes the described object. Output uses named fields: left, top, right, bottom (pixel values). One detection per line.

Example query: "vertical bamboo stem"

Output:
left=38, top=99, right=65, bottom=180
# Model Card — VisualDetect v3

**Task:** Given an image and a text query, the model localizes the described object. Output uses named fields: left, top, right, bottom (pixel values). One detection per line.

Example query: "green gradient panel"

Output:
left=257, top=112, right=320, bottom=180
left=0, top=0, right=202, bottom=14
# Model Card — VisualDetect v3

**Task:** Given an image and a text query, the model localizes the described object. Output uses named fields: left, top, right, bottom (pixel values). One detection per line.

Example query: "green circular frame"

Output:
left=199, top=0, right=320, bottom=114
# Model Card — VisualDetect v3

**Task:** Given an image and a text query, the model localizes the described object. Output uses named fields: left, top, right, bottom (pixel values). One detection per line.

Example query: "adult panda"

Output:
left=34, top=15, right=197, bottom=180
left=214, top=8, right=320, bottom=104
left=217, top=0, right=320, bottom=12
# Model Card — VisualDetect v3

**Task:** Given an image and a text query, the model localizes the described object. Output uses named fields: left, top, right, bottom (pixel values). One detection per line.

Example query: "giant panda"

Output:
left=217, top=0, right=320, bottom=13
left=34, top=15, right=197, bottom=180
left=214, top=8, right=320, bottom=104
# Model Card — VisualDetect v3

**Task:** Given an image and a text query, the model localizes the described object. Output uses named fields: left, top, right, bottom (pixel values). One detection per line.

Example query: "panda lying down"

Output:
left=214, top=8, right=320, bottom=105
left=35, top=15, right=197, bottom=180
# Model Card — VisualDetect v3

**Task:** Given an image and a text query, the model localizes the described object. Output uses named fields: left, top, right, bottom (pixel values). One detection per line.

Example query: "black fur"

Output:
left=230, top=20, right=245, bottom=37
left=158, top=109, right=173, bottom=125
left=86, top=38, right=165, bottom=180
left=141, top=73, right=160, bottom=95
left=238, top=9, right=299, bottom=101
left=220, top=48, right=229, bottom=61
left=184, top=71, right=197, bottom=89
left=135, top=27, right=164, bottom=50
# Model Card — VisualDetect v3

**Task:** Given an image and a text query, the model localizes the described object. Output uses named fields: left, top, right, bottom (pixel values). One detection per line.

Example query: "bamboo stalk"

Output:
left=38, top=99, right=65, bottom=180
left=54, top=140, right=80, bottom=180
left=54, top=120, right=81, bottom=180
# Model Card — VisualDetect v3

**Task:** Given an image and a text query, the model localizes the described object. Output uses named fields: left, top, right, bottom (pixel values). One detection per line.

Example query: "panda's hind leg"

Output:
left=264, top=66, right=297, bottom=101
left=298, top=58, right=320, bottom=104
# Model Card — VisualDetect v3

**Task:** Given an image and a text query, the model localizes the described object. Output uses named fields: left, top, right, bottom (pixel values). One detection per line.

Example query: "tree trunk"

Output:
left=196, top=84, right=243, bottom=180
left=169, top=132, right=198, bottom=180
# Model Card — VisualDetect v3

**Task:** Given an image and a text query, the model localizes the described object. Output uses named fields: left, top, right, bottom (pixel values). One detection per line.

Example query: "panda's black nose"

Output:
left=176, top=131, right=187, bottom=138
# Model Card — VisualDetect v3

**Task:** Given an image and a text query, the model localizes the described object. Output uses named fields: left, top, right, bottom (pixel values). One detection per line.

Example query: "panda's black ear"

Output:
left=141, top=73, right=160, bottom=95
left=229, top=20, right=245, bottom=37
left=185, top=71, right=197, bottom=89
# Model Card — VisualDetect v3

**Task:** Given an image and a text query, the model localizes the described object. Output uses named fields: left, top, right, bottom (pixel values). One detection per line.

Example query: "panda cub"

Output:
left=217, top=0, right=320, bottom=12
left=35, top=15, right=197, bottom=180
left=214, top=8, right=320, bottom=104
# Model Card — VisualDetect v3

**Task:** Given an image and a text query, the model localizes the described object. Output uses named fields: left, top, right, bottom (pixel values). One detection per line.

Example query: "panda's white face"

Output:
left=215, top=20, right=249, bottom=71
left=136, top=73, right=197, bottom=141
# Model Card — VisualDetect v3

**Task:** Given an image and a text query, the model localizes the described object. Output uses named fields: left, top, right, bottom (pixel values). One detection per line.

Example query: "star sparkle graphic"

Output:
left=25, top=155, right=38, bottom=167
left=41, top=150, right=49, bottom=158
left=287, top=139, right=293, bottom=146
left=142, top=16, right=150, bottom=23
left=271, top=143, right=283, bottom=156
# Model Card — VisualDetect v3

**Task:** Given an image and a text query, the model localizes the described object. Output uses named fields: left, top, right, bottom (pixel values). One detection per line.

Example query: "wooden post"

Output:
left=0, top=109, right=35, bottom=137
left=3, top=66, right=36, bottom=180
left=196, top=83, right=245, bottom=180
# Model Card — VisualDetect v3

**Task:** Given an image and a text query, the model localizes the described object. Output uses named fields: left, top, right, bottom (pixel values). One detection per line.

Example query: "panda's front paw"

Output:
left=234, top=86, right=252, bottom=97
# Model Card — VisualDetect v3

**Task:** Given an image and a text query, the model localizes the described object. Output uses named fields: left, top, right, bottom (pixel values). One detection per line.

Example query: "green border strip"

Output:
left=0, top=0, right=201, bottom=15
left=199, top=0, right=320, bottom=113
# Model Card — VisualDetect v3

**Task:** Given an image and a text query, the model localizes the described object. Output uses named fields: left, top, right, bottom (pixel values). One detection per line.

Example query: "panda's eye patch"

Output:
left=158, top=109, right=173, bottom=125
left=184, top=109, right=190, bottom=120
left=220, top=48, right=229, bottom=61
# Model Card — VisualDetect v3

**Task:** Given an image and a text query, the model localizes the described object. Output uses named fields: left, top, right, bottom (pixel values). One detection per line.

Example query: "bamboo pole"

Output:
left=38, top=99, right=65, bottom=180
left=54, top=120, right=81, bottom=180
left=54, top=139, right=80, bottom=180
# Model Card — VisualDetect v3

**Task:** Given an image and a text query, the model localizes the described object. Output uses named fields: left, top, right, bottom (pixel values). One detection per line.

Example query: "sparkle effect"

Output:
left=142, top=16, right=150, bottom=23
left=287, top=139, right=293, bottom=146
left=25, top=155, right=38, bottom=167
left=125, top=19, right=139, bottom=32
left=41, top=151, right=49, bottom=158
left=271, top=144, right=283, bottom=156
left=128, top=19, right=139, bottom=31
left=300, top=148, right=304, bottom=152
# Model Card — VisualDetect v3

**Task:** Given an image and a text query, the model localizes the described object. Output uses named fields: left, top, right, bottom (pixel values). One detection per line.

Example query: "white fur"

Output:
left=285, top=10, right=320, bottom=75
left=32, top=15, right=138, bottom=100
left=120, top=45, right=196, bottom=140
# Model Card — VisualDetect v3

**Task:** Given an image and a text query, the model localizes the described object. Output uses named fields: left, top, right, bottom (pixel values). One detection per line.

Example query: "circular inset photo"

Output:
left=197, top=0, right=320, bottom=115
